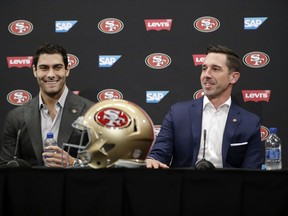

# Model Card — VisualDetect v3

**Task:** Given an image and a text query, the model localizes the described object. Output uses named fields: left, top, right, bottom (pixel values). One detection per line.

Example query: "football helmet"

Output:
left=63, top=99, right=155, bottom=168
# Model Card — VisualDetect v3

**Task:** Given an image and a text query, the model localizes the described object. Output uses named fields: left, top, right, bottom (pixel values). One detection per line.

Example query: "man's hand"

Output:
left=42, top=146, right=75, bottom=167
left=145, top=158, right=169, bottom=169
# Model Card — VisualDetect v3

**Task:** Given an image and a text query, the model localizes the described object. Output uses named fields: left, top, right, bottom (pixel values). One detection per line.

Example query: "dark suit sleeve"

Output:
left=148, top=106, right=175, bottom=165
left=0, top=109, right=20, bottom=165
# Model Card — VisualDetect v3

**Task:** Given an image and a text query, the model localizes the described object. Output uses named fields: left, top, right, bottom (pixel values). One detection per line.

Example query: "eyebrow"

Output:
left=38, top=64, right=64, bottom=68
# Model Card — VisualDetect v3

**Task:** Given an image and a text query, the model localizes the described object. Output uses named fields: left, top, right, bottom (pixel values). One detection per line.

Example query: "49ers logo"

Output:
left=68, top=54, right=79, bottom=69
left=98, top=18, right=124, bottom=34
left=7, top=89, right=32, bottom=106
left=194, top=16, right=220, bottom=32
left=97, top=89, right=123, bottom=101
left=243, top=51, right=270, bottom=68
left=193, top=89, right=204, bottom=99
left=8, top=20, right=33, bottom=36
left=95, top=108, right=131, bottom=128
left=261, top=125, right=269, bottom=141
left=145, top=53, right=171, bottom=69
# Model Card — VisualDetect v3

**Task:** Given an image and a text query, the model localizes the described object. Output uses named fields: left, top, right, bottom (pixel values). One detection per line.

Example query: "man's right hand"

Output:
left=145, top=158, right=169, bottom=169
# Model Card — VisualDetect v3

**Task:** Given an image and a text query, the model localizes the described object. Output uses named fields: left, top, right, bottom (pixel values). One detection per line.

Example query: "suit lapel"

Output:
left=24, top=96, right=43, bottom=164
left=190, top=98, right=203, bottom=165
left=222, top=103, right=241, bottom=161
left=58, top=92, right=84, bottom=146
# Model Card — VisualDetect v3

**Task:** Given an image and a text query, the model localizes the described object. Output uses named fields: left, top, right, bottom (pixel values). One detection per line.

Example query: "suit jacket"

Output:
left=0, top=91, right=94, bottom=167
left=148, top=97, right=263, bottom=169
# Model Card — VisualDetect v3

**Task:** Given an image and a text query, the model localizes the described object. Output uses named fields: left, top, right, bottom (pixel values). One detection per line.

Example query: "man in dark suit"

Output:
left=146, top=45, right=263, bottom=169
left=0, top=42, right=94, bottom=167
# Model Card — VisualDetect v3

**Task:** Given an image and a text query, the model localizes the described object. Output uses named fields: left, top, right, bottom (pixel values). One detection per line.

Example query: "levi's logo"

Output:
left=7, top=56, right=33, bottom=68
left=144, top=19, right=172, bottom=31
left=192, top=54, right=206, bottom=66
left=242, top=90, right=271, bottom=102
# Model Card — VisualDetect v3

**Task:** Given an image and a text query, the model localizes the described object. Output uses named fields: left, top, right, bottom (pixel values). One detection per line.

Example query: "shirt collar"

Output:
left=203, top=95, right=231, bottom=110
left=39, top=86, right=69, bottom=109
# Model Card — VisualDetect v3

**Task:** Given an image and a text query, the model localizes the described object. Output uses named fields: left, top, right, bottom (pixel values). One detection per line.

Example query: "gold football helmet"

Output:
left=63, top=99, right=155, bottom=168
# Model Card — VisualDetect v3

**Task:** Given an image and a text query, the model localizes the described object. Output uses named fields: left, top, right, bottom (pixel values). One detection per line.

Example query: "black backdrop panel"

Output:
left=0, top=0, right=287, bottom=168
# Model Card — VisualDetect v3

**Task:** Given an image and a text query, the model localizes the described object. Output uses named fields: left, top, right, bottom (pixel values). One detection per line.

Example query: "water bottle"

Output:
left=265, top=127, right=282, bottom=170
left=43, top=132, right=57, bottom=166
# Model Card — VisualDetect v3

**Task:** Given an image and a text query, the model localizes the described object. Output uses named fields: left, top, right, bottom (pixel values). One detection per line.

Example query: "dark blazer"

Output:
left=0, top=91, right=94, bottom=167
left=148, top=97, right=263, bottom=169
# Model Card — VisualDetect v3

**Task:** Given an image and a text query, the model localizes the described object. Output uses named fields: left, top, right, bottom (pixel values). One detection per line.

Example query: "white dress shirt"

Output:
left=196, top=95, right=231, bottom=168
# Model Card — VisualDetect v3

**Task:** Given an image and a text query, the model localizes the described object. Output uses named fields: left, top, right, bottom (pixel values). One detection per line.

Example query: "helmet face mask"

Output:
left=63, top=99, right=155, bottom=168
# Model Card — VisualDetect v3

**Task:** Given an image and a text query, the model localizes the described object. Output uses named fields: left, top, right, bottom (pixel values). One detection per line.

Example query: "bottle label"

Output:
left=266, top=148, right=281, bottom=160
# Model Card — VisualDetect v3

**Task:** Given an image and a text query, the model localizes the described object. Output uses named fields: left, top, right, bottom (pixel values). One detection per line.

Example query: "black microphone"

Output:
left=6, top=129, right=31, bottom=168
left=195, top=129, right=215, bottom=170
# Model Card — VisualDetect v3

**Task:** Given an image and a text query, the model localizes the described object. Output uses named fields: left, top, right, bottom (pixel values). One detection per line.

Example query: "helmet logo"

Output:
left=95, top=108, right=131, bottom=128
left=133, top=149, right=142, bottom=159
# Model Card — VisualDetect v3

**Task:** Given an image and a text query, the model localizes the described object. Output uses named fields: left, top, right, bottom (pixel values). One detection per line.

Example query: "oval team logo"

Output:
left=145, top=53, right=171, bottom=69
left=261, top=125, right=269, bottom=141
left=95, top=108, right=131, bottom=128
left=68, top=54, right=79, bottom=69
left=194, top=16, right=220, bottom=33
left=193, top=89, right=204, bottom=99
left=98, top=18, right=124, bottom=34
left=154, top=125, right=162, bottom=136
left=97, top=89, right=123, bottom=101
left=7, top=89, right=32, bottom=105
left=8, top=20, right=33, bottom=36
left=243, top=51, right=270, bottom=68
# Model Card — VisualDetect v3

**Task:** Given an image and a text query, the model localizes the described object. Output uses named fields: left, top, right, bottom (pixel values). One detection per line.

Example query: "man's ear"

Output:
left=230, top=71, right=240, bottom=84
left=32, top=65, right=37, bottom=77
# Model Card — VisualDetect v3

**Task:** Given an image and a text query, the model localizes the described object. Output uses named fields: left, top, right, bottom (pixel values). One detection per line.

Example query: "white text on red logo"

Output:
left=242, top=90, right=271, bottom=102
left=144, top=19, right=172, bottom=31
left=7, top=56, right=33, bottom=68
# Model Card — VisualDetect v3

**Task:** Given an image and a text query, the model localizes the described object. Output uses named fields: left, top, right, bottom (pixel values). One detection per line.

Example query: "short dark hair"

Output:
left=207, top=45, right=241, bottom=72
left=33, top=42, right=69, bottom=69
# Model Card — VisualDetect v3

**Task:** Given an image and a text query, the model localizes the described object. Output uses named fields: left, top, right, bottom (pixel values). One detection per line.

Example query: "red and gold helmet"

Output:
left=64, top=99, right=155, bottom=168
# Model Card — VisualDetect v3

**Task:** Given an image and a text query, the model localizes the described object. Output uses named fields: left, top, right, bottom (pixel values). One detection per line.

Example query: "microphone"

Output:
left=6, top=129, right=31, bottom=168
left=195, top=129, right=215, bottom=170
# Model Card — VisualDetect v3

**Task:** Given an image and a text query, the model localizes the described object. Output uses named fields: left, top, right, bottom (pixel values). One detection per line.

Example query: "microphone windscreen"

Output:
left=6, top=159, right=32, bottom=168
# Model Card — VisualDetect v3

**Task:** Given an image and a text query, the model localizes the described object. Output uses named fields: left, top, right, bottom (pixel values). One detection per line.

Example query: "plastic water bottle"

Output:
left=265, top=127, right=282, bottom=170
left=43, top=132, right=57, bottom=166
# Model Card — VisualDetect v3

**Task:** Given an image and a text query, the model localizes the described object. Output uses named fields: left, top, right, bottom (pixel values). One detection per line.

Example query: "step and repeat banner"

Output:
left=0, top=0, right=287, bottom=168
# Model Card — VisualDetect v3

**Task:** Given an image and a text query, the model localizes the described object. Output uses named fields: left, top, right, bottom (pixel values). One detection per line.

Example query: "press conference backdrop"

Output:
left=0, top=0, right=287, bottom=168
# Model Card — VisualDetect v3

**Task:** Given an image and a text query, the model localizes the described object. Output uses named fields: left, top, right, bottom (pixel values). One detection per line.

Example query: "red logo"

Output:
left=144, top=19, right=172, bottom=31
left=68, top=54, right=79, bottom=69
left=95, top=108, right=131, bottom=128
left=154, top=125, right=161, bottom=136
left=242, top=90, right=271, bottom=102
left=7, top=89, right=32, bottom=105
left=192, top=54, right=206, bottom=66
left=97, top=89, right=123, bottom=101
left=7, top=56, right=33, bottom=68
left=145, top=53, right=171, bottom=69
left=194, top=16, right=220, bottom=32
left=243, top=51, right=270, bottom=68
left=261, top=125, right=269, bottom=141
left=193, top=89, right=204, bottom=99
left=98, top=18, right=124, bottom=34
left=8, top=20, right=33, bottom=36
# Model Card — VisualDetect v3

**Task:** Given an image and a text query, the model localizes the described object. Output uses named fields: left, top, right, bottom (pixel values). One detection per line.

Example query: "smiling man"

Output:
left=146, top=45, right=263, bottom=169
left=0, top=42, right=94, bottom=167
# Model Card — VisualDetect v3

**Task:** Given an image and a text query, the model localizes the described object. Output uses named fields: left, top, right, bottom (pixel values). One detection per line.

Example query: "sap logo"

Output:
left=244, top=17, right=267, bottom=30
left=99, top=55, right=121, bottom=67
left=55, top=20, right=78, bottom=32
left=146, top=91, right=169, bottom=103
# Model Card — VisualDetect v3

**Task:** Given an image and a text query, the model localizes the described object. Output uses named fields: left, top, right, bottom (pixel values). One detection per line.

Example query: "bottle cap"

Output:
left=46, top=132, right=54, bottom=139
left=269, top=128, right=277, bottom=133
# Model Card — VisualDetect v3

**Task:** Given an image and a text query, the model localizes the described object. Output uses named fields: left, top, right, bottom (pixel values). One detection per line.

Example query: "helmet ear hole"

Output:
left=101, top=143, right=115, bottom=153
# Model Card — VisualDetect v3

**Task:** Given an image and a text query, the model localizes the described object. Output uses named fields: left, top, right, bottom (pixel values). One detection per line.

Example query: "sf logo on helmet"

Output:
left=95, top=108, right=130, bottom=128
